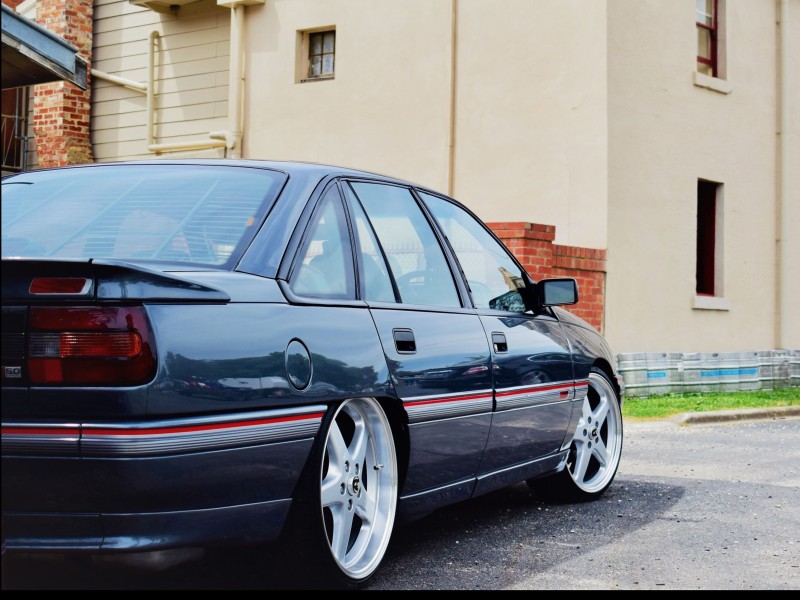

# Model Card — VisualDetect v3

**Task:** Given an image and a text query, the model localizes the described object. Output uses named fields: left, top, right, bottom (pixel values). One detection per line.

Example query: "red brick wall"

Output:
left=488, top=221, right=607, bottom=333
left=32, top=0, right=94, bottom=167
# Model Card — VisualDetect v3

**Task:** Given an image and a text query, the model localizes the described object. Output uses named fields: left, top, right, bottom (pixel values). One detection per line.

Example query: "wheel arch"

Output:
left=592, top=358, right=622, bottom=402
left=373, top=395, right=410, bottom=496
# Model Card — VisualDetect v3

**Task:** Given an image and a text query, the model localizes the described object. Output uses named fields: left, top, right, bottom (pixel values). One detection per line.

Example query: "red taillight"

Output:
left=28, top=306, right=156, bottom=386
left=29, top=277, right=90, bottom=295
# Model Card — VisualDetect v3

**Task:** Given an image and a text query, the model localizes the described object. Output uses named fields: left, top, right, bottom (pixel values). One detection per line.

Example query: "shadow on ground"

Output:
left=1, top=476, right=683, bottom=590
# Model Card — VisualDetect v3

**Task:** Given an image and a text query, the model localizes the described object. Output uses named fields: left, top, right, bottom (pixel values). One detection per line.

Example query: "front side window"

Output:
left=349, top=182, right=461, bottom=308
left=420, top=192, right=527, bottom=313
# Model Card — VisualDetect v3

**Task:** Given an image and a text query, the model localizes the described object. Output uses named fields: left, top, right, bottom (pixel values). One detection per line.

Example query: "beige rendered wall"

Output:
left=453, top=0, right=608, bottom=248
left=91, top=0, right=229, bottom=161
left=243, top=0, right=608, bottom=248
left=242, top=0, right=454, bottom=194
left=606, top=0, right=797, bottom=354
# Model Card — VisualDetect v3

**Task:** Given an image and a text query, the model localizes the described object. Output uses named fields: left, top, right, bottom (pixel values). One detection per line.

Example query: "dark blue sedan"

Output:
left=1, top=160, right=624, bottom=587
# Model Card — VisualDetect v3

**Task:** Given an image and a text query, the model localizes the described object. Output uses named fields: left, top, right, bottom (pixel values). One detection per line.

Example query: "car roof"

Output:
left=4, top=158, right=424, bottom=190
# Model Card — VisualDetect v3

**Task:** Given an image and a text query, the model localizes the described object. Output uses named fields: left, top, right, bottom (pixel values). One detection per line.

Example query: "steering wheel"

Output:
left=396, top=270, right=427, bottom=286
left=395, top=270, right=429, bottom=302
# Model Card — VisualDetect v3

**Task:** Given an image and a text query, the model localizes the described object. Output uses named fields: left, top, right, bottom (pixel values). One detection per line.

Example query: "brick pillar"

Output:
left=32, top=0, right=94, bottom=167
left=488, top=221, right=607, bottom=333
left=487, top=222, right=556, bottom=282
left=552, top=244, right=607, bottom=333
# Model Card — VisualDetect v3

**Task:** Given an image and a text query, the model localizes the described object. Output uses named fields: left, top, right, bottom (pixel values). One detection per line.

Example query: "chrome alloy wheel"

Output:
left=319, top=397, right=398, bottom=581
left=566, top=371, right=623, bottom=494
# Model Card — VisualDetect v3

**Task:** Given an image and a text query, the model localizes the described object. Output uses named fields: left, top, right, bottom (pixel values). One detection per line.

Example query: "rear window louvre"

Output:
left=1, top=165, right=286, bottom=267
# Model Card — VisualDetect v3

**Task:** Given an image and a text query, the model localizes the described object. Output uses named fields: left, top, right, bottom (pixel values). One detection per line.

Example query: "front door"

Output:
left=418, top=191, right=576, bottom=495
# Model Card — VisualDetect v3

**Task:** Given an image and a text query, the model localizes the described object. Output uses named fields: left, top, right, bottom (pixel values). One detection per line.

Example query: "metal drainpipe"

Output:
left=447, top=0, right=458, bottom=197
left=147, top=30, right=158, bottom=148
left=778, top=0, right=789, bottom=349
left=91, top=70, right=147, bottom=93
left=227, top=3, right=244, bottom=159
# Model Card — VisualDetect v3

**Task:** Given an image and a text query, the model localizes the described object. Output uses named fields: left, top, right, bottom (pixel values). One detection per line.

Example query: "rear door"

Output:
left=342, top=181, right=493, bottom=514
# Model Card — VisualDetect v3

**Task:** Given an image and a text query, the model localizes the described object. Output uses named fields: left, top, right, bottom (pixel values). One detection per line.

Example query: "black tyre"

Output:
left=284, top=397, right=398, bottom=588
left=530, top=367, right=623, bottom=503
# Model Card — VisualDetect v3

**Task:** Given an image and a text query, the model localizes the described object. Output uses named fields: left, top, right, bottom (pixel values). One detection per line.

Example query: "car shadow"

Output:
left=367, top=476, right=685, bottom=590
left=0, top=476, right=683, bottom=590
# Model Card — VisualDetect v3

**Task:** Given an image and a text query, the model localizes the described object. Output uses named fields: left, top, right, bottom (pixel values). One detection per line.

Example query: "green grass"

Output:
left=621, top=387, right=800, bottom=421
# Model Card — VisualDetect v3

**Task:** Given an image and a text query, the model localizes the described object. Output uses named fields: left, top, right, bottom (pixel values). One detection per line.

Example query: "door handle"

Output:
left=492, top=332, right=508, bottom=353
left=393, top=328, right=416, bottom=354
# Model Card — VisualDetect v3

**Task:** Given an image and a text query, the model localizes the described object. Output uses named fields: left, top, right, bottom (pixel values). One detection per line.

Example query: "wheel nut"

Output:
left=340, top=483, right=345, bottom=494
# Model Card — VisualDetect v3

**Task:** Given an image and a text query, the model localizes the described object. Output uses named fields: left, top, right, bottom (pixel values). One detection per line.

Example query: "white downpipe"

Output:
left=146, top=30, right=158, bottom=148
left=778, top=0, right=790, bottom=349
left=447, top=0, right=457, bottom=197
left=228, top=3, right=244, bottom=159
left=91, top=69, right=146, bottom=92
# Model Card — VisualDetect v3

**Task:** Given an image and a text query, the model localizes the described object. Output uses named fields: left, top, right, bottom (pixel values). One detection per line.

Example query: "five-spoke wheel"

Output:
left=319, top=397, right=398, bottom=582
left=529, top=367, right=623, bottom=502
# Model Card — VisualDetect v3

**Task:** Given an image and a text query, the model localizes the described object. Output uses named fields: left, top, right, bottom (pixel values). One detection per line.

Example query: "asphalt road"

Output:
left=2, top=412, right=799, bottom=590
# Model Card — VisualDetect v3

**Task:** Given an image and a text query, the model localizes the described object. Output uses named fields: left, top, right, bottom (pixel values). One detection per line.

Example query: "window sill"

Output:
left=693, top=72, right=732, bottom=95
left=693, top=295, right=731, bottom=311
left=299, top=76, right=335, bottom=84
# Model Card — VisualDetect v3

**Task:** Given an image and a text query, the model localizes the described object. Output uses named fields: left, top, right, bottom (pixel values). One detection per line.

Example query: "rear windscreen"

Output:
left=1, top=164, right=286, bottom=267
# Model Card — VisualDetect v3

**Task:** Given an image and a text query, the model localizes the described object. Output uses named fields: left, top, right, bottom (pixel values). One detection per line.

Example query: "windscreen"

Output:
left=1, top=164, right=285, bottom=267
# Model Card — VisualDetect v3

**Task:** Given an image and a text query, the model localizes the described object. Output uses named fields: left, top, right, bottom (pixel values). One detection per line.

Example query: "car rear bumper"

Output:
left=2, top=497, right=293, bottom=553
left=1, top=406, right=324, bottom=553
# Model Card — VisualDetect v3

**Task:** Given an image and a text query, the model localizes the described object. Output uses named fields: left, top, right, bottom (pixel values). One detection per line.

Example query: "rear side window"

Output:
left=1, top=165, right=285, bottom=267
left=290, top=185, right=356, bottom=299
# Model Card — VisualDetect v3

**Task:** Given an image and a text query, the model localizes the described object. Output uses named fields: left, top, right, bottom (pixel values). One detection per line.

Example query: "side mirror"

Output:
left=538, top=278, right=578, bottom=306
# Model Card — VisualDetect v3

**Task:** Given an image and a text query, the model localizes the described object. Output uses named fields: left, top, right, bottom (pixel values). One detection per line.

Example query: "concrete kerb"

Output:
left=670, top=405, right=800, bottom=425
